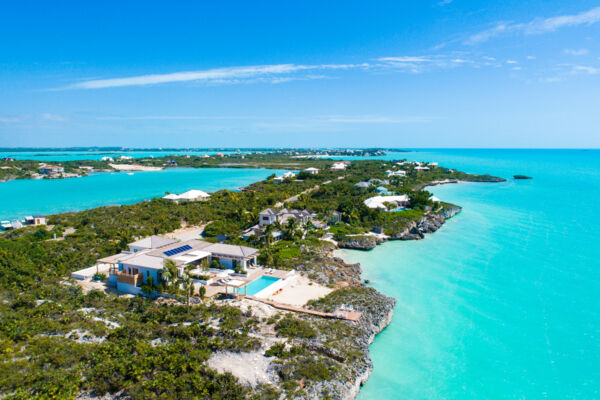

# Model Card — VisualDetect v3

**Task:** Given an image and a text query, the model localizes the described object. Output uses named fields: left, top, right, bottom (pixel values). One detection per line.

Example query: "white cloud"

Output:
left=563, top=48, right=589, bottom=56
left=570, top=65, right=599, bottom=74
left=466, top=6, right=600, bottom=45
left=0, top=116, right=21, bottom=123
left=324, top=115, right=431, bottom=123
left=377, top=56, right=431, bottom=63
left=65, top=63, right=366, bottom=89
left=506, top=60, right=518, bottom=64
left=40, top=113, right=67, bottom=121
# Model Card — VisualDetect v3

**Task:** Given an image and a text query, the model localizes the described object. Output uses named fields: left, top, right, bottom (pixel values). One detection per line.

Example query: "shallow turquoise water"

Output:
left=0, top=168, right=284, bottom=220
left=245, top=276, right=280, bottom=296
left=340, top=150, right=600, bottom=400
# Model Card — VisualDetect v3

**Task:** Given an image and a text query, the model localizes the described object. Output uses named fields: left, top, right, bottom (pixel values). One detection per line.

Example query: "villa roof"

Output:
left=364, top=195, right=410, bottom=209
left=177, top=189, right=210, bottom=200
left=259, top=208, right=278, bottom=216
left=205, top=243, right=258, bottom=259
left=128, top=235, right=177, bottom=250
left=97, top=252, right=130, bottom=264
left=118, top=254, right=167, bottom=270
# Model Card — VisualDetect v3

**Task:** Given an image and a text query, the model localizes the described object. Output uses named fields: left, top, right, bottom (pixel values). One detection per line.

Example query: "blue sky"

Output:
left=1, top=1, right=599, bottom=148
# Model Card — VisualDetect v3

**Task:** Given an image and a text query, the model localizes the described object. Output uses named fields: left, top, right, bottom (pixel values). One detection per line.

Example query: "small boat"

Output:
left=127, top=172, right=134, bottom=176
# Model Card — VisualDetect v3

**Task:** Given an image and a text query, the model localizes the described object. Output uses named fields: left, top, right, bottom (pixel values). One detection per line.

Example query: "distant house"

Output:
left=258, top=208, right=279, bottom=227
left=119, top=156, right=134, bottom=160
left=364, top=195, right=410, bottom=210
left=163, top=160, right=178, bottom=167
left=24, top=215, right=46, bottom=226
left=258, top=208, right=316, bottom=227
left=283, top=171, right=296, bottom=178
left=162, top=190, right=210, bottom=202
left=303, top=167, right=319, bottom=175
left=376, top=186, right=391, bottom=195
left=101, top=156, right=114, bottom=162
left=368, top=178, right=389, bottom=185
left=386, top=170, right=406, bottom=177
left=331, top=162, right=347, bottom=171
left=99, top=238, right=260, bottom=295
left=414, top=166, right=430, bottom=171
left=354, top=181, right=371, bottom=189
left=328, top=210, right=342, bottom=224
left=39, top=165, right=64, bottom=175
left=1, top=157, right=14, bottom=162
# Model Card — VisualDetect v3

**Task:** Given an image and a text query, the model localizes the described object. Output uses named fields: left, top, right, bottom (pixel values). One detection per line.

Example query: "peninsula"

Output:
left=0, top=154, right=504, bottom=399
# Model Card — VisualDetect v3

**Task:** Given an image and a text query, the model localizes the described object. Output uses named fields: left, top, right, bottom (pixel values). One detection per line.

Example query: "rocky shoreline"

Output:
left=338, top=205, right=462, bottom=250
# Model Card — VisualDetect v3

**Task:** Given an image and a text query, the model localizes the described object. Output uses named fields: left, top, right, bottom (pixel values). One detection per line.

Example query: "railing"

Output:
left=115, top=271, right=144, bottom=286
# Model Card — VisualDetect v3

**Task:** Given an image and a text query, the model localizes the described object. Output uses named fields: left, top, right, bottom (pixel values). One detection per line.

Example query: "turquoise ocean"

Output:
left=1, top=149, right=599, bottom=398
left=338, top=149, right=600, bottom=399
left=0, top=168, right=283, bottom=221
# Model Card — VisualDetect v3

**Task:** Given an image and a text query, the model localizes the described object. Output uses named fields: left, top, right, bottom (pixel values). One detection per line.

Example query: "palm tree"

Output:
left=285, top=218, right=298, bottom=240
left=263, top=223, right=275, bottom=247
left=162, top=259, right=180, bottom=295
left=182, top=273, right=194, bottom=309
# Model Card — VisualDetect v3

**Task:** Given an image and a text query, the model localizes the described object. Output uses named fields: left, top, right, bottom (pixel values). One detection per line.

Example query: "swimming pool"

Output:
left=245, top=276, right=281, bottom=296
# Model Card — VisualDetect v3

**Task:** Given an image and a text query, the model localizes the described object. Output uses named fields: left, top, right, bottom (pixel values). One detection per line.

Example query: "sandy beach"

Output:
left=109, top=163, right=163, bottom=172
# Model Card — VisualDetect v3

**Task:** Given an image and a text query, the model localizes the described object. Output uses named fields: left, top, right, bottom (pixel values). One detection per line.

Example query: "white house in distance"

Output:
left=24, top=215, right=47, bottom=226
left=414, top=166, right=430, bottom=171
left=39, top=165, right=64, bottom=176
left=386, top=170, right=406, bottom=177
left=364, top=195, right=410, bottom=210
left=163, top=189, right=210, bottom=202
left=331, top=162, right=348, bottom=171
left=258, top=208, right=316, bottom=227
left=97, top=236, right=259, bottom=295
left=303, top=167, right=319, bottom=175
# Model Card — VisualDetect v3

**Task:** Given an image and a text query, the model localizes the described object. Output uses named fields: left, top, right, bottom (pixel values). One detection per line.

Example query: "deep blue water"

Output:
left=339, top=149, right=600, bottom=400
left=0, top=168, right=284, bottom=221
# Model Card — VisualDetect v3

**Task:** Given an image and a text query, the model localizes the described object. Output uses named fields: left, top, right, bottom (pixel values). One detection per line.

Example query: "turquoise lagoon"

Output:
left=0, top=167, right=284, bottom=221
left=340, top=150, right=600, bottom=399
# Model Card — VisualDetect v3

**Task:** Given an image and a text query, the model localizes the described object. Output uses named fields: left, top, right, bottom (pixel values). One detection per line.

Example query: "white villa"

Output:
left=97, top=236, right=259, bottom=295
left=386, top=170, right=406, bottom=177
left=258, top=208, right=316, bottom=227
left=364, top=195, right=410, bottom=210
left=273, top=171, right=297, bottom=182
left=414, top=166, right=430, bottom=171
left=163, top=189, right=210, bottom=202
left=331, top=162, right=347, bottom=171
left=303, top=167, right=319, bottom=175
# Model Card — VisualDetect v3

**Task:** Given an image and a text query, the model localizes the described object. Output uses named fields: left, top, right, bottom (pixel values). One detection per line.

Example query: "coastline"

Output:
left=330, top=194, right=463, bottom=399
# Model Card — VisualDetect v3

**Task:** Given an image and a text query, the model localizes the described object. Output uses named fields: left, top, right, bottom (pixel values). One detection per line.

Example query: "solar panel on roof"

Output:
left=164, top=244, right=192, bottom=256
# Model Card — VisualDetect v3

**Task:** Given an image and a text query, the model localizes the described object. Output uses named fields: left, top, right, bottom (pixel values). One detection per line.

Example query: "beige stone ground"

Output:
left=75, top=279, right=119, bottom=295
left=206, top=350, right=278, bottom=386
left=164, top=225, right=207, bottom=241
left=268, top=275, right=332, bottom=306
left=109, top=163, right=163, bottom=171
